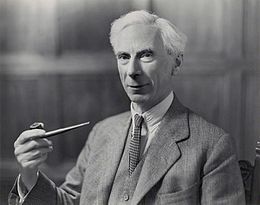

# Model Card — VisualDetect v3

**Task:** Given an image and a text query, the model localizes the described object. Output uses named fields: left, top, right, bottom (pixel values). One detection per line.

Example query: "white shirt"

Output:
left=131, top=92, right=174, bottom=156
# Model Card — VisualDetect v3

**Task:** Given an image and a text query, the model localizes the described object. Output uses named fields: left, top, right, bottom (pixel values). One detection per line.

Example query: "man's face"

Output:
left=113, top=24, right=174, bottom=112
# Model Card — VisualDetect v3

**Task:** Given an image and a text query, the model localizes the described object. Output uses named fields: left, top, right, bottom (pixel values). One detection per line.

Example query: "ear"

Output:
left=176, top=57, right=181, bottom=67
left=171, top=66, right=180, bottom=76
left=171, top=54, right=183, bottom=76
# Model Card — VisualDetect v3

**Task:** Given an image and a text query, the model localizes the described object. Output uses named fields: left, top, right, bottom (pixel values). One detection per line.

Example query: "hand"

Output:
left=14, top=129, right=53, bottom=190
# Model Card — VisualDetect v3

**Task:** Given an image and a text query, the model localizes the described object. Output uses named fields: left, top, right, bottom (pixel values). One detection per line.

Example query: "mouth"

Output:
left=127, top=84, right=148, bottom=89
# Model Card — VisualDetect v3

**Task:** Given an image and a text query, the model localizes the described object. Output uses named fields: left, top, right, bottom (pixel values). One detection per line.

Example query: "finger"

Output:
left=14, top=129, right=46, bottom=147
left=17, top=148, right=52, bottom=163
left=15, top=138, right=53, bottom=155
left=17, top=147, right=53, bottom=162
left=14, top=138, right=52, bottom=156
left=20, top=154, right=48, bottom=169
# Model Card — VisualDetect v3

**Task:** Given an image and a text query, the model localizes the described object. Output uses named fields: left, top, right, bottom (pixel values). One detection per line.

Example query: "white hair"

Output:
left=109, top=10, right=187, bottom=57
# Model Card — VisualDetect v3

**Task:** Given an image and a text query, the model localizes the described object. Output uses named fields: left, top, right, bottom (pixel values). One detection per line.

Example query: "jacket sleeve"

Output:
left=201, top=134, right=246, bottom=205
left=8, top=123, right=100, bottom=205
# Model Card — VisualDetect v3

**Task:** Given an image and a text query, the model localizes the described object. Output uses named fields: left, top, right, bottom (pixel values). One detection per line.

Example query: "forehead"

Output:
left=113, top=24, right=164, bottom=53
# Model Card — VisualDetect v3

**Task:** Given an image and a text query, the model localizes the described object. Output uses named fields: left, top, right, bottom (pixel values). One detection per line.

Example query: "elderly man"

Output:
left=9, top=10, right=245, bottom=205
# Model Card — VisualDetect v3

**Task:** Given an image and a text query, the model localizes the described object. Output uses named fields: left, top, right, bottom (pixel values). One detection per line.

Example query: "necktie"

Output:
left=129, top=114, right=144, bottom=175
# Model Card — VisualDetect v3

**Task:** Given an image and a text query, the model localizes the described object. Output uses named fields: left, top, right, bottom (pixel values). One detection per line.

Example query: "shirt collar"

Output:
left=131, top=92, right=174, bottom=129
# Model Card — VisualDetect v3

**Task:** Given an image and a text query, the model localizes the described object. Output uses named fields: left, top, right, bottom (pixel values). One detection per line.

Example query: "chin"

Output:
left=128, top=94, right=151, bottom=105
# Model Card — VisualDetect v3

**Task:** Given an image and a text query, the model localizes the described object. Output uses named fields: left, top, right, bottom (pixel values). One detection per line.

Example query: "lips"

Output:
left=127, top=84, right=148, bottom=89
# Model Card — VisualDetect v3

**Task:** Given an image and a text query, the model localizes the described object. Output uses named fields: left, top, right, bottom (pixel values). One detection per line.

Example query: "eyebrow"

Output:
left=136, top=49, right=154, bottom=58
left=116, top=51, right=129, bottom=57
left=116, top=49, right=154, bottom=57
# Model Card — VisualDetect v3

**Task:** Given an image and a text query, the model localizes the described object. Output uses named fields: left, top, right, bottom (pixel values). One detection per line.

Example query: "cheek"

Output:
left=142, top=61, right=157, bottom=77
left=151, top=68, right=171, bottom=90
left=117, top=66, right=125, bottom=81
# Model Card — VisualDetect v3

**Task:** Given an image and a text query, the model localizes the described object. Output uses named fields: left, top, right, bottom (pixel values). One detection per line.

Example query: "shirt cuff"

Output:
left=17, top=171, right=39, bottom=203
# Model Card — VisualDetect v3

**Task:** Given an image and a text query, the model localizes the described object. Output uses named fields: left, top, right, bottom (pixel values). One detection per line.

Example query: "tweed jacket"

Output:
left=9, top=98, right=245, bottom=205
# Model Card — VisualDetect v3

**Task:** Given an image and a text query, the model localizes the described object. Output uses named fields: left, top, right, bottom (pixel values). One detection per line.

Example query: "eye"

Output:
left=140, top=51, right=154, bottom=62
left=117, top=53, right=130, bottom=65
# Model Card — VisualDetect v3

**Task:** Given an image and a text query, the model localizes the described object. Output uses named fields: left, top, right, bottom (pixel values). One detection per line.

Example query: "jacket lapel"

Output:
left=97, top=112, right=132, bottom=204
left=132, top=98, right=190, bottom=204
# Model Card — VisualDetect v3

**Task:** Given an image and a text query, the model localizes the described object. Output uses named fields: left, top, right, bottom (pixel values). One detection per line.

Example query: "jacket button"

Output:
left=123, top=193, right=129, bottom=201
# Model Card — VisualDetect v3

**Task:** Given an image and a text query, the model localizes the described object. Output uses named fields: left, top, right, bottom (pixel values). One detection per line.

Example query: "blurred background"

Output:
left=0, top=0, right=259, bottom=203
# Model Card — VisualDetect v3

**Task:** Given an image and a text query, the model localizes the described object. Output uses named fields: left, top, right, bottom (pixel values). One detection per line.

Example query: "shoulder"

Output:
left=188, top=110, right=227, bottom=139
left=86, top=111, right=130, bottom=143
left=95, top=111, right=131, bottom=130
left=187, top=110, right=235, bottom=157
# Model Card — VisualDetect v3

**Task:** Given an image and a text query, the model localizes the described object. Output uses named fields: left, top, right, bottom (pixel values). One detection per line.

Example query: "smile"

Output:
left=127, top=84, right=148, bottom=89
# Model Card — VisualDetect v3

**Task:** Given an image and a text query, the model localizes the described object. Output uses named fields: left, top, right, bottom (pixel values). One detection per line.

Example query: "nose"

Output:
left=127, top=58, right=141, bottom=78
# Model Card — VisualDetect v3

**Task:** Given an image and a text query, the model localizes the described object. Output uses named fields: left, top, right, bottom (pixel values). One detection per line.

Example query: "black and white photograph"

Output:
left=0, top=0, right=259, bottom=204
